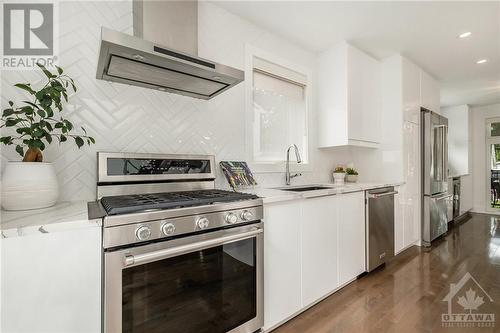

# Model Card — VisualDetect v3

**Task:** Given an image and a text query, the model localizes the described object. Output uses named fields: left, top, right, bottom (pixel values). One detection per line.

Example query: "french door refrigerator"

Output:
left=421, top=108, right=452, bottom=247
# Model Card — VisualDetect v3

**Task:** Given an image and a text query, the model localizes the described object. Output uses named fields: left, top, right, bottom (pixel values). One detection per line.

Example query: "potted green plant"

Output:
left=333, top=165, right=346, bottom=185
left=1, top=63, right=95, bottom=210
left=346, top=167, right=359, bottom=183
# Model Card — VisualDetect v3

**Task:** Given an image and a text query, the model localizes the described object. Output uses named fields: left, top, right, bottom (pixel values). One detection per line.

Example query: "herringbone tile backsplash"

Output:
left=1, top=1, right=342, bottom=201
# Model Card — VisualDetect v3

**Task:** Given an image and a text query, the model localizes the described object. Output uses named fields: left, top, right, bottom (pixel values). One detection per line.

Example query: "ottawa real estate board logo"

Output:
left=442, top=272, right=495, bottom=328
left=2, top=2, right=57, bottom=69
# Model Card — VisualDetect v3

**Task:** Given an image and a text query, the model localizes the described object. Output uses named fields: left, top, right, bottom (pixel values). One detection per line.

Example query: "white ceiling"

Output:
left=212, top=1, right=500, bottom=107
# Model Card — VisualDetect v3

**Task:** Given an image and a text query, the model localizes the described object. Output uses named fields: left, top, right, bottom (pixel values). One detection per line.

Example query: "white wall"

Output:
left=0, top=1, right=357, bottom=201
left=471, top=103, right=500, bottom=213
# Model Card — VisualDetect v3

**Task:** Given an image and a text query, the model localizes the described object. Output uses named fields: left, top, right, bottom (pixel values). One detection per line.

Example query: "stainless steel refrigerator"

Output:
left=421, top=108, right=452, bottom=247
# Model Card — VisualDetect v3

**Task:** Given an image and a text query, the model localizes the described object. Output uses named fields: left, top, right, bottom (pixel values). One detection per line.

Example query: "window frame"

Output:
left=244, top=44, right=313, bottom=173
left=485, top=117, right=500, bottom=212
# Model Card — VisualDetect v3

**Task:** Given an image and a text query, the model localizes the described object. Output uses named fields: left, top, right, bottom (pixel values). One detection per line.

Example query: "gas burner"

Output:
left=100, top=189, right=259, bottom=215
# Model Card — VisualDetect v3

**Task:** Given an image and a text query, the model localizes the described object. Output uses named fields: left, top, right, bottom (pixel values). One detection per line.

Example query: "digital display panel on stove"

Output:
left=107, top=158, right=212, bottom=176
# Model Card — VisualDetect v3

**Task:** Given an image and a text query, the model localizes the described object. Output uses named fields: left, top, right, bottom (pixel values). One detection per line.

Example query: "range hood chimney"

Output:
left=96, top=0, right=244, bottom=100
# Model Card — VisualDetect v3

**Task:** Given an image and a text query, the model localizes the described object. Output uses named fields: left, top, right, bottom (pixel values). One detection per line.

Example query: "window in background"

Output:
left=486, top=118, right=500, bottom=210
left=252, top=57, right=308, bottom=164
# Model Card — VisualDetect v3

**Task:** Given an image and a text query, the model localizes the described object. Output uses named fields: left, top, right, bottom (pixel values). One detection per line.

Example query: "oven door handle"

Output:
left=124, top=227, right=263, bottom=267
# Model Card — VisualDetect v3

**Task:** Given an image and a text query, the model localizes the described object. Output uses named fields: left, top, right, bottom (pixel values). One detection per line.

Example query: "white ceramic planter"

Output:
left=1, top=162, right=59, bottom=210
left=333, top=172, right=346, bottom=185
left=346, top=174, right=358, bottom=183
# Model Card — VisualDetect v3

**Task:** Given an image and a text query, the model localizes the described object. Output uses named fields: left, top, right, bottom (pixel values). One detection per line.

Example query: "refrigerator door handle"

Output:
left=442, top=125, right=448, bottom=181
left=431, top=193, right=453, bottom=201
left=434, top=126, right=443, bottom=182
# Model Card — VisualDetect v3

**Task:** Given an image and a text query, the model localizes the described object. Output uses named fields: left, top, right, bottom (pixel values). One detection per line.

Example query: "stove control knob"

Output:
left=196, top=217, right=210, bottom=230
left=241, top=210, right=253, bottom=221
left=161, top=222, right=176, bottom=236
left=135, top=226, right=152, bottom=241
left=225, top=212, right=238, bottom=224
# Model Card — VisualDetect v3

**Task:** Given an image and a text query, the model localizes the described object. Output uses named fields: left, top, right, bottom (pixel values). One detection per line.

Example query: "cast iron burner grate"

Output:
left=100, top=189, right=259, bottom=215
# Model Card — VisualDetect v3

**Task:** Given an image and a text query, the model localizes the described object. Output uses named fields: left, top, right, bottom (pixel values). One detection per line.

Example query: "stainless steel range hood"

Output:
left=96, top=1, right=244, bottom=100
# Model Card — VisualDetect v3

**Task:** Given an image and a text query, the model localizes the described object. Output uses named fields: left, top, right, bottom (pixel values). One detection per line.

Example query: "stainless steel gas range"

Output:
left=90, top=152, right=264, bottom=333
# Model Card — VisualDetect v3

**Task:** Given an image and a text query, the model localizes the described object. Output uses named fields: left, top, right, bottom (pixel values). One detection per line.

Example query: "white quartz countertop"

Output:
left=0, top=182, right=404, bottom=238
left=1, top=201, right=100, bottom=238
left=242, top=182, right=404, bottom=204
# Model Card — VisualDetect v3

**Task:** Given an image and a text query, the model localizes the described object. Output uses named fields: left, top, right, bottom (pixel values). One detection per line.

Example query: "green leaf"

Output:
left=22, top=101, right=41, bottom=110
left=35, top=90, right=46, bottom=101
left=89, top=137, right=95, bottom=144
left=45, top=133, right=52, bottom=144
left=5, top=118, right=22, bottom=127
left=2, top=108, right=15, bottom=117
left=16, top=127, right=31, bottom=135
left=43, top=106, right=54, bottom=118
left=15, top=145, right=24, bottom=157
left=40, top=97, right=52, bottom=108
left=64, top=119, right=73, bottom=131
left=0, top=136, right=12, bottom=145
left=59, top=134, right=67, bottom=142
left=74, top=136, right=84, bottom=148
left=36, top=62, right=54, bottom=79
left=8, top=101, right=13, bottom=107
left=81, top=126, right=87, bottom=135
left=37, top=109, right=46, bottom=118
left=55, top=66, right=63, bottom=75
left=14, top=83, right=35, bottom=95
left=33, top=139, right=45, bottom=150
left=62, top=91, right=68, bottom=102
left=71, top=82, right=77, bottom=92
left=20, top=106, right=34, bottom=115
left=45, top=122, right=53, bottom=132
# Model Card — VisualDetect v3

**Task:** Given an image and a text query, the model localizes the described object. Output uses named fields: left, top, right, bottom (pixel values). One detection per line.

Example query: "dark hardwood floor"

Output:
left=273, top=213, right=500, bottom=333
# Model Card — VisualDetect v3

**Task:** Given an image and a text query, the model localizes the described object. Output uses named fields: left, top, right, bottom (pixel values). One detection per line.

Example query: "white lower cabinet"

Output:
left=264, top=192, right=366, bottom=330
left=301, top=195, right=339, bottom=306
left=1, top=226, right=102, bottom=333
left=263, top=201, right=302, bottom=331
left=338, top=191, right=366, bottom=286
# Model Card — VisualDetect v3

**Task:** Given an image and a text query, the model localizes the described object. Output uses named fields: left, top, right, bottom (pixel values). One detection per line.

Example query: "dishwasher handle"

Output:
left=368, top=191, right=398, bottom=199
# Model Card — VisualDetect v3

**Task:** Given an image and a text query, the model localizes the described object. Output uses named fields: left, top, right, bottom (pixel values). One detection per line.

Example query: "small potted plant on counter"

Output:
left=346, top=167, right=359, bottom=183
left=333, top=166, right=346, bottom=185
left=0, top=63, right=95, bottom=211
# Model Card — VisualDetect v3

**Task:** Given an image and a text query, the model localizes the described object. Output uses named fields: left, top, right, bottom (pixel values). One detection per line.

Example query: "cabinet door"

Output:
left=394, top=186, right=405, bottom=254
left=301, top=195, right=338, bottom=306
left=420, top=70, right=440, bottom=113
left=2, top=227, right=102, bottom=333
left=403, top=121, right=421, bottom=247
left=264, top=201, right=302, bottom=330
left=402, top=58, right=421, bottom=124
left=347, top=45, right=381, bottom=145
left=338, top=191, right=366, bottom=285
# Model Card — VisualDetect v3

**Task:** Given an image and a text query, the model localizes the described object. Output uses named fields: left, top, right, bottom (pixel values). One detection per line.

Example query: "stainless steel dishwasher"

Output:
left=366, top=187, right=397, bottom=272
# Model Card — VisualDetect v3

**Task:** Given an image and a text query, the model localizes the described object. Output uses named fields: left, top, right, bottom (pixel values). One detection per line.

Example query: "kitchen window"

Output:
left=251, top=56, right=309, bottom=165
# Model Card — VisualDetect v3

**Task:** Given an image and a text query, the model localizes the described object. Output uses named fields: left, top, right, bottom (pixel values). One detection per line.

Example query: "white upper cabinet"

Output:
left=318, top=42, right=382, bottom=148
left=401, top=57, right=421, bottom=124
left=420, top=69, right=441, bottom=113
left=441, top=105, right=470, bottom=176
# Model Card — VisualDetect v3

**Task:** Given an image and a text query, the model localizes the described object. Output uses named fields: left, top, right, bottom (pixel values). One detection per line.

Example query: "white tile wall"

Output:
left=0, top=1, right=354, bottom=201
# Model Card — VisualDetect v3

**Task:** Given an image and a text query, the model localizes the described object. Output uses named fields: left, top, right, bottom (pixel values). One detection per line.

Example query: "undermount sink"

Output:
left=279, top=186, right=332, bottom=192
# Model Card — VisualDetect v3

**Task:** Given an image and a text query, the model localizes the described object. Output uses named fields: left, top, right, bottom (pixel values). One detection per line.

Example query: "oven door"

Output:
left=104, top=223, right=263, bottom=333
